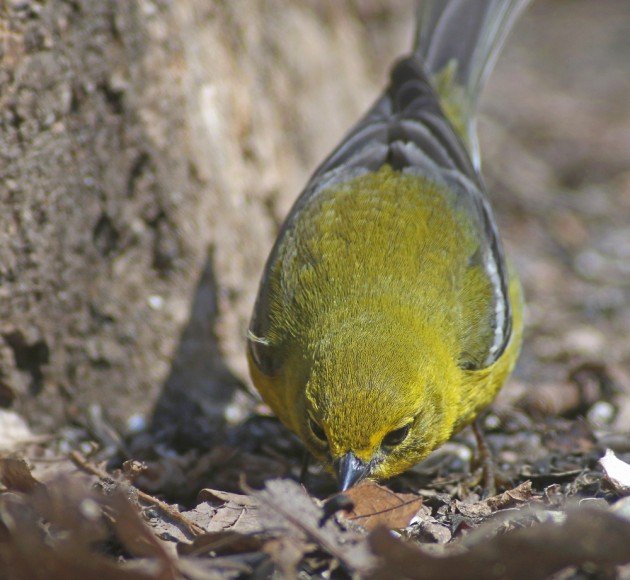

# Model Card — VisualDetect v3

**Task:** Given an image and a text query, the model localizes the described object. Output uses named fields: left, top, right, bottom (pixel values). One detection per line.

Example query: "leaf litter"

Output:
left=3, top=399, right=630, bottom=580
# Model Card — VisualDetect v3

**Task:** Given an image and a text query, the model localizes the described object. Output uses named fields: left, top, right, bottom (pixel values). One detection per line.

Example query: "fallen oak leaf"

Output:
left=341, top=481, right=424, bottom=531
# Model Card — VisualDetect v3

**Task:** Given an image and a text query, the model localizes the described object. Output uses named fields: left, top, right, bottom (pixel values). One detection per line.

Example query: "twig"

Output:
left=69, top=450, right=204, bottom=536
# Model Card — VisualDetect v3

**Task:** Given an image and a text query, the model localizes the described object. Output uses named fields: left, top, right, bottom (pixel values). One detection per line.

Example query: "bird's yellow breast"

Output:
left=249, top=166, right=522, bottom=477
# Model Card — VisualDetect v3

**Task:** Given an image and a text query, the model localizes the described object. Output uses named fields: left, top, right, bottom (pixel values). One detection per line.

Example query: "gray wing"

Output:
left=257, top=58, right=512, bottom=368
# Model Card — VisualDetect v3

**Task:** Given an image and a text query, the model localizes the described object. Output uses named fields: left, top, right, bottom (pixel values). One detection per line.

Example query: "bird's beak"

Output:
left=334, top=452, right=370, bottom=491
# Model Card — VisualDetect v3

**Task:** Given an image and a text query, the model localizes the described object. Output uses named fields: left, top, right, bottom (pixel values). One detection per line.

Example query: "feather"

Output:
left=415, top=0, right=532, bottom=168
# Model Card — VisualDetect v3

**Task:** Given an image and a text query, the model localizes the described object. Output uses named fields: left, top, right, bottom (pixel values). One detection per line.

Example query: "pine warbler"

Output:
left=248, top=0, right=530, bottom=490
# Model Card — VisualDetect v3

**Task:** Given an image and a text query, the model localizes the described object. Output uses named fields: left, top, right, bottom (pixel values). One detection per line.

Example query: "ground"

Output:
left=0, top=1, right=629, bottom=579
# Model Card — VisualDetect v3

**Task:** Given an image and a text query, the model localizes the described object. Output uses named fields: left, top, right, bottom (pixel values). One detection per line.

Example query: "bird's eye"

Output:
left=308, top=416, right=327, bottom=443
left=382, top=424, right=411, bottom=448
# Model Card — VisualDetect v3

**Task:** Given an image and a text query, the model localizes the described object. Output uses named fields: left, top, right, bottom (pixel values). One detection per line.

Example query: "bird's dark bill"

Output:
left=334, top=452, right=370, bottom=491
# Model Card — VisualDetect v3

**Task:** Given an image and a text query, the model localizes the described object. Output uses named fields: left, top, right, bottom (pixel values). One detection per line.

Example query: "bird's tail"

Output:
left=414, top=0, right=531, bottom=167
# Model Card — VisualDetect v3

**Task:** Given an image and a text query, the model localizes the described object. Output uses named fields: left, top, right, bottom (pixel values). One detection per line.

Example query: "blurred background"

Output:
left=481, top=0, right=629, bottom=422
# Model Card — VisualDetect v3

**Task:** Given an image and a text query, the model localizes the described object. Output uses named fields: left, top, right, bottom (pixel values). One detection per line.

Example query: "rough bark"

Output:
left=0, top=0, right=411, bottom=433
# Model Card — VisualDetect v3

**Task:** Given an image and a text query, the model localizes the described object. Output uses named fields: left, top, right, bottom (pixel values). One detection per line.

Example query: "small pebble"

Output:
left=484, top=414, right=501, bottom=430
left=79, top=499, right=101, bottom=520
left=127, top=413, right=146, bottom=433
left=147, top=295, right=164, bottom=310
left=587, top=401, right=615, bottom=428
left=564, top=326, right=605, bottom=356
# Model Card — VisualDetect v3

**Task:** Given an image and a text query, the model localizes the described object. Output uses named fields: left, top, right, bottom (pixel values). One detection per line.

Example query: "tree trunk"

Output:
left=0, top=0, right=410, bottom=434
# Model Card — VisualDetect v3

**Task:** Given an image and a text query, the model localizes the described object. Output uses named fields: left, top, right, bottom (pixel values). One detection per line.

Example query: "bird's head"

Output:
left=298, top=322, right=462, bottom=489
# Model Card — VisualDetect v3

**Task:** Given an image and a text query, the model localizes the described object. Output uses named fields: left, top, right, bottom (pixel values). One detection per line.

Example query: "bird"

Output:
left=248, top=0, right=530, bottom=491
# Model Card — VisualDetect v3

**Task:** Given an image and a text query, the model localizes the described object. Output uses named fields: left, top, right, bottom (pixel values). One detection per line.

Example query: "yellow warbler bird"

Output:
left=248, top=0, right=530, bottom=490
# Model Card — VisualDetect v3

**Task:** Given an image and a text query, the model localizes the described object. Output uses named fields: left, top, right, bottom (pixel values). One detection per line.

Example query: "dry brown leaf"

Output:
left=109, top=491, right=178, bottom=568
left=454, top=499, right=492, bottom=519
left=369, top=507, right=630, bottom=580
left=0, top=479, right=154, bottom=580
left=413, top=519, right=452, bottom=544
left=198, top=488, right=259, bottom=508
left=250, top=479, right=374, bottom=573
left=454, top=481, right=537, bottom=521
left=485, top=480, right=536, bottom=510
left=263, top=536, right=305, bottom=578
left=177, top=530, right=264, bottom=557
left=342, top=481, right=424, bottom=531
left=184, top=497, right=261, bottom=534
left=0, top=455, right=45, bottom=494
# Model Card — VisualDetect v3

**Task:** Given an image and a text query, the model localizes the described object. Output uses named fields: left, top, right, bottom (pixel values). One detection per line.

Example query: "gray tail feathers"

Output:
left=414, top=0, right=531, bottom=167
